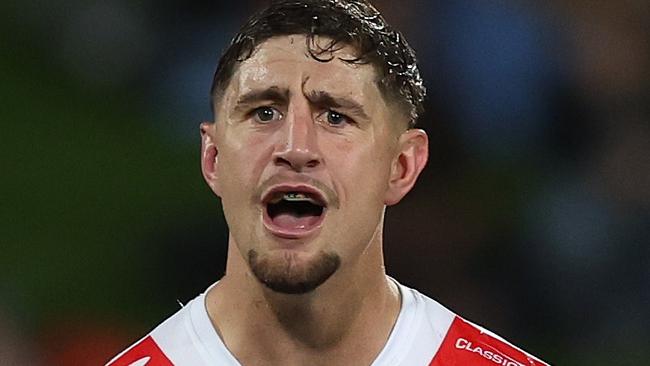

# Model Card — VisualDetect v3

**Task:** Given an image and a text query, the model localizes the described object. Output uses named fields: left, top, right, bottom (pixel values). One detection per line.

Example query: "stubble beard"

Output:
left=248, top=249, right=341, bottom=294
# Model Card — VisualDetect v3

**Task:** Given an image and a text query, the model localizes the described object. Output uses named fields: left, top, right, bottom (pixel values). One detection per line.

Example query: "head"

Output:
left=201, top=0, right=428, bottom=295
left=211, top=0, right=426, bottom=127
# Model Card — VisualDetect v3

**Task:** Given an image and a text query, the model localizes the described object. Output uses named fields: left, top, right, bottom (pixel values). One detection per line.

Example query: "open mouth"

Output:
left=263, top=189, right=327, bottom=236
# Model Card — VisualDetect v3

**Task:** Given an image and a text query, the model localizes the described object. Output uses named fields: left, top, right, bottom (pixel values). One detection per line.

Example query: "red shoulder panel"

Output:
left=429, top=317, right=549, bottom=366
left=107, top=336, right=174, bottom=366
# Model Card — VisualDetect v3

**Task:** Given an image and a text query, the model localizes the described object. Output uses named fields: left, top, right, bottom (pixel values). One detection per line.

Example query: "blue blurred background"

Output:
left=1, top=0, right=648, bottom=364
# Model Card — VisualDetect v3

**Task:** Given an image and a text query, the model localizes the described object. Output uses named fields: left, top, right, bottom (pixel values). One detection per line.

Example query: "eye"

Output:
left=252, top=106, right=282, bottom=123
left=320, top=110, right=353, bottom=127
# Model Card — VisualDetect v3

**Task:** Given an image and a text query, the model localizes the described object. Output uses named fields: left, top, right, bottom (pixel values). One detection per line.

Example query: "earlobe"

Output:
left=200, top=122, right=221, bottom=196
left=385, top=129, right=429, bottom=205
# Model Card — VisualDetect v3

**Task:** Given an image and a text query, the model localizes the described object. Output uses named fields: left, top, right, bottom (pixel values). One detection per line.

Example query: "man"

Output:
left=108, top=0, right=549, bottom=365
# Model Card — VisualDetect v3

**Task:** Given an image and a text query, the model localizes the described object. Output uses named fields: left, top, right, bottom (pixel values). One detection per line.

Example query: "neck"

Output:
left=205, top=233, right=401, bottom=365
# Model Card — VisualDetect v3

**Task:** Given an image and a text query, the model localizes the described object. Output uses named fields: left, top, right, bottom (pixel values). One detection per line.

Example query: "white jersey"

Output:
left=107, top=282, right=549, bottom=366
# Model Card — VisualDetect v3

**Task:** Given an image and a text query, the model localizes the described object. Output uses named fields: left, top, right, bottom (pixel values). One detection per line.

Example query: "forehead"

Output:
left=223, top=35, right=384, bottom=106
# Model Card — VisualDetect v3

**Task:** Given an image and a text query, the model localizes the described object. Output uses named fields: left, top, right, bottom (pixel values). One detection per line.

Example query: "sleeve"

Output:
left=105, top=336, right=175, bottom=366
left=428, top=316, right=550, bottom=366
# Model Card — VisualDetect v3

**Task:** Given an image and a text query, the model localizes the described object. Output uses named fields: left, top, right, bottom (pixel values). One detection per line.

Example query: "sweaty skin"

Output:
left=200, top=35, right=429, bottom=366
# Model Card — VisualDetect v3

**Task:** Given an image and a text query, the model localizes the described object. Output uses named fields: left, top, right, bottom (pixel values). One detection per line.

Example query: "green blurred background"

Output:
left=1, top=0, right=648, bottom=365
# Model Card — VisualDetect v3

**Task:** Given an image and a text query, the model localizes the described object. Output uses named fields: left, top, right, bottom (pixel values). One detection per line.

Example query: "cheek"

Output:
left=328, top=138, right=392, bottom=202
left=333, top=135, right=354, bottom=154
left=220, top=129, right=270, bottom=173
left=217, top=135, right=267, bottom=199
left=217, top=139, right=266, bottom=238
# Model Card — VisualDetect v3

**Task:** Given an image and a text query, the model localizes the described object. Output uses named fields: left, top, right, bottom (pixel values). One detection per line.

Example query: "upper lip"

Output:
left=261, top=184, right=328, bottom=207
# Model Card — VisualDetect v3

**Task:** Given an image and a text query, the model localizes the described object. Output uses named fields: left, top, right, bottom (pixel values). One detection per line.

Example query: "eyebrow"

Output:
left=306, top=90, right=370, bottom=121
left=232, top=87, right=370, bottom=121
left=234, top=86, right=290, bottom=111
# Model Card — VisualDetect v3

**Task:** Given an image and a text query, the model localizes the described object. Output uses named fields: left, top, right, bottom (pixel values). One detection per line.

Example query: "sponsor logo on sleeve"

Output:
left=106, top=336, right=173, bottom=366
left=429, top=317, right=549, bottom=366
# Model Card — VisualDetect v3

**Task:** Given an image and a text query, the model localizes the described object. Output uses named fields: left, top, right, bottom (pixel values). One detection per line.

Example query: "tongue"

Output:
left=272, top=213, right=321, bottom=230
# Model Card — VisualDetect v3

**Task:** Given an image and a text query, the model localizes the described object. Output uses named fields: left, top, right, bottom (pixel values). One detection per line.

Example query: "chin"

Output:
left=248, top=248, right=341, bottom=294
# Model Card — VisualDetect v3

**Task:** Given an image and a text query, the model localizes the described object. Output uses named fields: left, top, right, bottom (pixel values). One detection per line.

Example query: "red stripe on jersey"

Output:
left=107, top=336, right=173, bottom=366
left=429, top=317, right=548, bottom=366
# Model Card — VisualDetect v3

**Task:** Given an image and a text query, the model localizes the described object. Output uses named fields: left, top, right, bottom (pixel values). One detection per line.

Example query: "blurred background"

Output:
left=1, top=0, right=648, bottom=364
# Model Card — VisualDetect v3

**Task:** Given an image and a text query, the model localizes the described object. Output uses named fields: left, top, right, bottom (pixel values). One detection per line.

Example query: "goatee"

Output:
left=248, top=249, right=341, bottom=294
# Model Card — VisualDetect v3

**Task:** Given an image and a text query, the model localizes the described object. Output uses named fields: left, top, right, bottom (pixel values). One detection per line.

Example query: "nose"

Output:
left=273, top=105, right=322, bottom=171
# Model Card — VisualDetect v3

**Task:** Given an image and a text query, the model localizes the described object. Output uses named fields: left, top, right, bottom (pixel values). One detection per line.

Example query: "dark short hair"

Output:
left=210, top=0, right=425, bottom=127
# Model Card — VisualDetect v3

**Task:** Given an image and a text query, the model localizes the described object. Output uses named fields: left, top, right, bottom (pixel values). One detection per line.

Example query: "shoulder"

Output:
left=105, top=335, right=174, bottom=366
left=402, top=285, right=550, bottom=366
left=429, top=315, right=550, bottom=366
left=105, top=296, right=207, bottom=366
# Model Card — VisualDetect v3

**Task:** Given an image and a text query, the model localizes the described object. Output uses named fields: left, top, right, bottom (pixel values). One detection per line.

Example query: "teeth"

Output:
left=267, top=192, right=323, bottom=205
left=269, top=192, right=321, bottom=206
left=284, top=193, right=306, bottom=200
left=283, top=192, right=315, bottom=203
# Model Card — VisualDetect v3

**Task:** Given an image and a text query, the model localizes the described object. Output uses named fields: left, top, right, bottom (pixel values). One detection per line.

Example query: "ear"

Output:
left=384, top=129, right=429, bottom=205
left=200, top=122, right=221, bottom=197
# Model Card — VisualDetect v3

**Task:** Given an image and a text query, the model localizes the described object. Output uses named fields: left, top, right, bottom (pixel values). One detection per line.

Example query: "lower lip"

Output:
left=261, top=207, right=326, bottom=240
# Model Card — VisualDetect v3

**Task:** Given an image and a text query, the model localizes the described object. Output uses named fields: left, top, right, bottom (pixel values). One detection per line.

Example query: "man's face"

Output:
left=203, top=35, right=420, bottom=294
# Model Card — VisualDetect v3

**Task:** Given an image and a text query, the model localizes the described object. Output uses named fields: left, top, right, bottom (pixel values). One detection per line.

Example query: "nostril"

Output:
left=274, top=156, right=293, bottom=168
left=273, top=155, right=320, bottom=171
left=273, top=145, right=322, bottom=170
